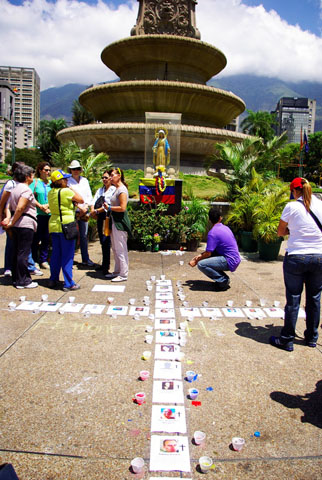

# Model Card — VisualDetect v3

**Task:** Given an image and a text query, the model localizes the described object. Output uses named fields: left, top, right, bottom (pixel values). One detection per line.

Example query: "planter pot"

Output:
left=258, top=238, right=282, bottom=261
left=240, top=231, right=257, bottom=252
left=152, top=243, right=160, bottom=252
left=186, top=239, right=200, bottom=251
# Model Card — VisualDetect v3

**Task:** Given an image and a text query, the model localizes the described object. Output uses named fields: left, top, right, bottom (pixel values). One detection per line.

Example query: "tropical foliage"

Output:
left=240, top=109, right=277, bottom=143
left=72, top=100, right=95, bottom=125
left=37, top=118, right=67, bottom=161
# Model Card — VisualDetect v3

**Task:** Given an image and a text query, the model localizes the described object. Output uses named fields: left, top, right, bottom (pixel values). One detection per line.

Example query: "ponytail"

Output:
left=296, top=178, right=312, bottom=212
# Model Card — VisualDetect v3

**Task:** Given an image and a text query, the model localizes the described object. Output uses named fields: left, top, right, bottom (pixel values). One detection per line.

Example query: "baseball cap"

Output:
left=50, top=169, right=71, bottom=183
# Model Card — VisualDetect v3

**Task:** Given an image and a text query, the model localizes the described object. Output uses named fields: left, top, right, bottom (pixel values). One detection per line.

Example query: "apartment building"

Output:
left=272, top=97, right=316, bottom=144
left=0, top=66, right=40, bottom=153
left=0, top=80, right=15, bottom=163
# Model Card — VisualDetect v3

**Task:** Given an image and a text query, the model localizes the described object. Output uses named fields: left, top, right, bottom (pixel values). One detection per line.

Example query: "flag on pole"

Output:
left=303, top=131, right=309, bottom=153
left=300, top=126, right=304, bottom=151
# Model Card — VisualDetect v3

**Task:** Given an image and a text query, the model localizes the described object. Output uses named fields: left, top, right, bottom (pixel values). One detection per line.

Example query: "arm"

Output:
left=189, top=250, right=211, bottom=267
left=68, top=186, right=84, bottom=205
left=106, top=192, right=127, bottom=213
left=4, top=197, right=29, bottom=229
left=277, top=219, right=289, bottom=237
left=0, top=191, right=11, bottom=221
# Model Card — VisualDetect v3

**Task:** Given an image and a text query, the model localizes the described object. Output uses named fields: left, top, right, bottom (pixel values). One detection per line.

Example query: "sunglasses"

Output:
left=102, top=176, right=109, bottom=179
left=43, top=168, right=51, bottom=172
left=72, top=167, right=82, bottom=171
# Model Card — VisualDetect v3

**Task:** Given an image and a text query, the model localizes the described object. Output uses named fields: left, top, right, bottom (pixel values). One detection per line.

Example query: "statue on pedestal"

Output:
left=153, top=129, right=171, bottom=174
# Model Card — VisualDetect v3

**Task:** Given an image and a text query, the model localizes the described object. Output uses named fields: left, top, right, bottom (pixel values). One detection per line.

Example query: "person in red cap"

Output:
left=270, top=177, right=322, bottom=351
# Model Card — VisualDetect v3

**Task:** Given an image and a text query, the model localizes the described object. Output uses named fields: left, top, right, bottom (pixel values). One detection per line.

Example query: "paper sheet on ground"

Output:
left=155, top=299, right=174, bottom=309
left=243, top=307, right=266, bottom=319
left=201, top=307, right=223, bottom=317
left=151, top=405, right=187, bottom=433
left=156, top=285, right=173, bottom=292
left=179, top=307, right=201, bottom=317
left=152, top=380, right=184, bottom=404
left=263, top=307, right=284, bottom=318
left=59, top=303, right=84, bottom=313
left=82, top=304, right=106, bottom=314
left=150, top=435, right=190, bottom=472
left=15, top=301, right=42, bottom=311
left=156, top=280, right=172, bottom=286
left=153, top=360, right=182, bottom=380
left=155, top=317, right=176, bottom=330
left=155, top=292, right=174, bottom=300
left=222, top=307, right=245, bottom=318
left=129, top=306, right=150, bottom=316
left=155, top=308, right=175, bottom=318
left=155, top=344, right=181, bottom=360
left=106, top=305, right=128, bottom=316
left=39, top=302, right=63, bottom=312
left=155, top=331, right=179, bottom=344
left=91, top=284, right=125, bottom=292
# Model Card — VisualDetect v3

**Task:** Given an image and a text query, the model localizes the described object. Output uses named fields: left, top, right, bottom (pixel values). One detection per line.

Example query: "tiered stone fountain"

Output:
left=58, top=0, right=249, bottom=172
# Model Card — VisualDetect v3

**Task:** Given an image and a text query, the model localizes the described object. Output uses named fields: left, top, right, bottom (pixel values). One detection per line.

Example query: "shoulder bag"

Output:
left=58, top=189, right=78, bottom=240
left=297, top=199, right=322, bottom=232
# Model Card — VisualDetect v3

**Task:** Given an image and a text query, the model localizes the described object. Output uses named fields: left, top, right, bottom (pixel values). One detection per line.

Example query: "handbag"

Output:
left=58, top=189, right=78, bottom=240
left=94, top=195, right=105, bottom=210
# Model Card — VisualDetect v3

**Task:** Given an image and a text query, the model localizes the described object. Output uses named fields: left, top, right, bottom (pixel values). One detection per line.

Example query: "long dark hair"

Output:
left=113, top=167, right=128, bottom=189
left=35, top=161, right=51, bottom=178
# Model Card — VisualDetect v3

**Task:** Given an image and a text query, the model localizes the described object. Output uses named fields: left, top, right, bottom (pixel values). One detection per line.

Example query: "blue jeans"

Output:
left=50, top=233, right=76, bottom=288
left=281, top=253, right=322, bottom=344
left=197, top=256, right=230, bottom=285
left=77, top=219, right=89, bottom=263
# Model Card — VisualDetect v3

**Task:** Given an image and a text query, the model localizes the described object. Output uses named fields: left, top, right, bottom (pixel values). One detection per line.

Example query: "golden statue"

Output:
left=153, top=129, right=171, bottom=170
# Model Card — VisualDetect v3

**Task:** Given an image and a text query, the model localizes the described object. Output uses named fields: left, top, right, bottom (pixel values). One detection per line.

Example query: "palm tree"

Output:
left=72, top=100, right=95, bottom=125
left=37, top=118, right=68, bottom=161
left=240, top=109, right=277, bottom=143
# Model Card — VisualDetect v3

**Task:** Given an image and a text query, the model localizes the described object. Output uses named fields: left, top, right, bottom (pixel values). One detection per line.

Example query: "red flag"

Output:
left=300, top=126, right=304, bottom=151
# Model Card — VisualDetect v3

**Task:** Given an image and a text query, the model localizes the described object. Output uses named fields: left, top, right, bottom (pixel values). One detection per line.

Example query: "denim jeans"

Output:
left=281, top=253, right=322, bottom=344
left=197, top=255, right=230, bottom=285
left=77, top=219, right=89, bottom=263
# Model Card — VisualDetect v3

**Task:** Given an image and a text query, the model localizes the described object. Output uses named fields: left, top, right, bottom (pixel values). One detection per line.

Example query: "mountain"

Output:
left=40, top=76, right=322, bottom=131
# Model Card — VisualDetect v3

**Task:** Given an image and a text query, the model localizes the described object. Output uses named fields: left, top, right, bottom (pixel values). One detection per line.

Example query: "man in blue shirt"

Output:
left=189, top=208, right=241, bottom=291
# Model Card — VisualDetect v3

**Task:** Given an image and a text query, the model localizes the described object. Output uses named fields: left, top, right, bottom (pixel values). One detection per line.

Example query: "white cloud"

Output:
left=1, top=0, right=322, bottom=90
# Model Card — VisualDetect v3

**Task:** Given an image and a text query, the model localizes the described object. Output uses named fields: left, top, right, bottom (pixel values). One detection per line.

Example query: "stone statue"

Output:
left=153, top=129, right=171, bottom=172
left=131, top=0, right=200, bottom=39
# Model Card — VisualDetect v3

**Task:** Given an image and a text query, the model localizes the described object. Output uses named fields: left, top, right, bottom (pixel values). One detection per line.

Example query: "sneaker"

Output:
left=4, top=269, right=12, bottom=277
left=105, top=272, right=119, bottom=279
left=31, top=268, right=44, bottom=276
left=305, top=339, right=317, bottom=348
left=269, top=335, right=294, bottom=352
left=111, top=275, right=127, bottom=282
left=82, top=260, right=95, bottom=267
left=40, top=262, right=50, bottom=269
left=63, top=283, right=81, bottom=292
left=16, top=281, right=38, bottom=289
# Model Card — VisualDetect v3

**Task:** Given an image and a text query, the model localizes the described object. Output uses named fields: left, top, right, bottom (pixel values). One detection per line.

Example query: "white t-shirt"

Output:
left=67, top=176, right=93, bottom=208
left=281, top=196, right=322, bottom=254
left=92, top=185, right=116, bottom=206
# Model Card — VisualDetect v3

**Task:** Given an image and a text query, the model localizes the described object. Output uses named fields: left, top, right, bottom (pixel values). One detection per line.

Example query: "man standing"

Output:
left=189, top=208, right=241, bottom=291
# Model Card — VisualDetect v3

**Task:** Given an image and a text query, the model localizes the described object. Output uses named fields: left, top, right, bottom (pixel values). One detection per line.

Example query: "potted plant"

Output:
left=153, top=233, right=161, bottom=252
left=181, top=193, right=209, bottom=251
left=253, top=183, right=289, bottom=261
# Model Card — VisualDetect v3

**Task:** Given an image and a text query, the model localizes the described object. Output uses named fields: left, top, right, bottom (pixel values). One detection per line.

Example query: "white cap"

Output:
left=68, top=160, right=81, bottom=169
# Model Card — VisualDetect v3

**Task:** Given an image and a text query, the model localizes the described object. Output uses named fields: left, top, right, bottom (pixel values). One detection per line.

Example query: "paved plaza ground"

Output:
left=0, top=234, right=321, bottom=479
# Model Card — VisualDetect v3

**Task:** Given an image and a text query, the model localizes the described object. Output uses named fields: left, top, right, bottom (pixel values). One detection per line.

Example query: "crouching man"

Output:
left=189, top=208, right=241, bottom=291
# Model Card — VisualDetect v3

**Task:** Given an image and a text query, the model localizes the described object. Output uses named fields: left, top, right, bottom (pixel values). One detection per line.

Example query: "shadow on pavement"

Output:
left=271, top=380, right=322, bottom=429
left=183, top=279, right=216, bottom=291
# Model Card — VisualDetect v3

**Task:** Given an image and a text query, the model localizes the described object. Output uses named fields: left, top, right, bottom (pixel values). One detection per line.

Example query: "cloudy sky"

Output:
left=1, top=0, right=322, bottom=90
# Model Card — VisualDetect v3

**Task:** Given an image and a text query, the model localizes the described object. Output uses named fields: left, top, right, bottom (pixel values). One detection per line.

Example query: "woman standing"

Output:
left=90, top=170, right=116, bottom=275
left=48, top=170, right=84, bottom=291
left=104, top=168, right=131, bottom=282
left=3, top=165, right=38, bottom=289
left=67, top=160, right=94, bottom=266
left=270, top=178, right=322, bottom=351
left=30, top=161, right=51, bottom=269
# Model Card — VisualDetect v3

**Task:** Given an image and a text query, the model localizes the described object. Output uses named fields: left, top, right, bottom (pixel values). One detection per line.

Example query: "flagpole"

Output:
left=299, top=125, right=303, bottom=177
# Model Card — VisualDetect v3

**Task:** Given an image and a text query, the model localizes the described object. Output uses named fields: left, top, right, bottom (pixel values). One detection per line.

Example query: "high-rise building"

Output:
left=0, top=66, right=40, bottom=151
left=272, top=97, right=316, bottom=144
left=0, top=80, right=15, bottom=163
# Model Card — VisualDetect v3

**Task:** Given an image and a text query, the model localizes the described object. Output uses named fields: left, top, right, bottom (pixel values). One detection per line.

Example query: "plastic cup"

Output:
left=232, top=437, right=245, bottom=451
left=68, top=296, right=75, bottom=303
left=147, top=285, right=153, bottom=291
left=135, top=392, right=146, bottom=405
left=199, top=456, right=213, bottom=473
left=187, top=315, right=194, bottom=322
left=194, top=430, right=206, bottom=445
left=8, top=302, right=17, bottom=311
left=83, top=311, right=91, bottom=318
left=183, top=301, right=189, bottom=307
left=129, top=298, right=136, bottom=305
left=180, top=331, right=187, bottom=339
left=107, top=297, right=114, bottom=304
left=180, top=322, right=187, bottom=330
left=41, top=294, right=48, bottom=302
left=148, top=313, right=155, bottom=320
left=146, top=325, right=153, bottom=333
left=111, top=313, right=117, bottom=319
left=140, top=370, right=150, bottom=381
left=160, top=274, right=166, bottom=280
left=19, top=296, right=26, bottom=302
left=133, top=314, right=140, bottom=321
left=176, top=281, right=182, bottom=286
left=189, top=388, right=199, bottom=400
left=245, top=300, right=252, bottom=307
left=146, top=280, right=152, bottom=285
left=33, top=308, right=40, bottom=314
left=142, top=351, right=151, bottom=360
left=179, top=261, right=184, bottom=266
left=186, top=370, right=195, bottom=381
left=227, top=300, right=234, bottom=307
left=58, top=308, right=64, bottom=315
left=274, top=300, right=280, bottom=307
left=259, top=298, right=266, bottom=307
left=202, top=301, right=209, bottom=307
left=180, top=338, right=187, bottom=346
left=176, top=352, right=185, bottom=362
left=150, top=275, right=156, bottom=281
left=145, top=335, right=153, bottom=344
left=131, top=457, right=144, bottom=474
